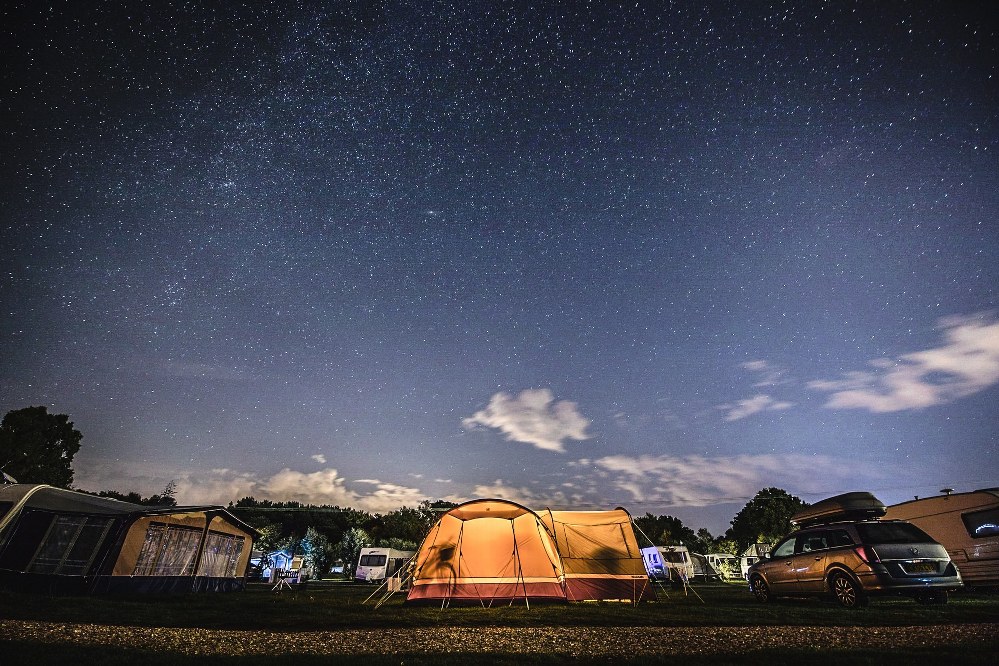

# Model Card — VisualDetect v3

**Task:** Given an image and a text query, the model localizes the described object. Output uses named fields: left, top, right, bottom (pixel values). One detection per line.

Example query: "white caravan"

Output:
left=641, top=545, right=695, bottom=583
left=885, top=489, right=999, bottom=588
left=739, top=543, right=772, bottom=580
left=705, top=553, right=740, bottom=580
left=355, top=547, right=416, bottom=583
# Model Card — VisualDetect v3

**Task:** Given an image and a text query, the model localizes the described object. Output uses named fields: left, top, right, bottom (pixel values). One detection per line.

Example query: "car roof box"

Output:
left=791, top=492, right=887, bottom=527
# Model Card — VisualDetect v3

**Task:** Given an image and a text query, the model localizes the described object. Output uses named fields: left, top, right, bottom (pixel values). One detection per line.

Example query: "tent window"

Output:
left=197, top=531, right=246, bottom=577
left=27, top=515, right=114, bottom=575
left=133, top=523, right=202, bottom=576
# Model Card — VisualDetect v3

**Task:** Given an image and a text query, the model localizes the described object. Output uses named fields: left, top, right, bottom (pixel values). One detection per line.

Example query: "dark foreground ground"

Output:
left=2, top=581, right=998, bottom=664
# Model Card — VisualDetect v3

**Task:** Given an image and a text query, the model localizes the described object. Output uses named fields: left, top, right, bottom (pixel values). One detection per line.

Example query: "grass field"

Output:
left=2, top=580, right=998, bottom=663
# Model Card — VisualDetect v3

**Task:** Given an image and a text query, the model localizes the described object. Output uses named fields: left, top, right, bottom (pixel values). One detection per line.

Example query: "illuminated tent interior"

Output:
left=0, top=484, right=256, bottom=594
left=407, top=498, right=652, bottom=605
left=407, top=498, right=566, bottom=604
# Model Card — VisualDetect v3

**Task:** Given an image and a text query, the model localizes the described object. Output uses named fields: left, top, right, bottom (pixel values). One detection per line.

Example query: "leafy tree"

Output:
left=633, top=513, right=697, bottom=547
left=726, top=487, right=808, bottom=553
left=98, top=489, right=145, bottom=504
left=378, top=536, right=418, bottom=551
left=336, top=527, right=370, bottom=579
left=251, top=522, right=284, bottom=553
left=0, top=406, right=82, bottom=487
left=93, top=480, right=179, bottom=506
left=301, top=527, right=336, bottom=579
left=147, top=480, right=178, bottom=506
left=712, top=538, right=739, bottom=556
left=691, top=528, right=716, bottom=554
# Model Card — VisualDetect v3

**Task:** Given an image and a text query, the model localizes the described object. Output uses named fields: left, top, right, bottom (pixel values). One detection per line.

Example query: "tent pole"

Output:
left=510, top=520, right=529, bottom=609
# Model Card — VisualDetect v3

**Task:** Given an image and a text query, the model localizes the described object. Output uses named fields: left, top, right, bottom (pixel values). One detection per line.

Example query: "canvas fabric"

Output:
left=538, top=508, right=654, bottom=602
left=407, top=499, right=565, bottom=603
left=407, top=500, right=654, bottom=604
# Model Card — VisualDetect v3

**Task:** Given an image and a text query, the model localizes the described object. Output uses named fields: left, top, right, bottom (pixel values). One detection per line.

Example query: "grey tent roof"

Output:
left=0, top=484, right=142, bottom=515
left=0, top=484, right=257, bottom=534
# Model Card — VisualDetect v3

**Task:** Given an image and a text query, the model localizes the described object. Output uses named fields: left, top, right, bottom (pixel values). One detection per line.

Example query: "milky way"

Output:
left=3, top=1, right=996, bottom=533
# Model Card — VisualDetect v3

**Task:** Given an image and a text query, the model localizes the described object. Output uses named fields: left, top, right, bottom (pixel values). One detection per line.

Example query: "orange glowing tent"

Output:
left=406, top=499, right=653, bottom=605
left=406, top=499, right=565, bottom=605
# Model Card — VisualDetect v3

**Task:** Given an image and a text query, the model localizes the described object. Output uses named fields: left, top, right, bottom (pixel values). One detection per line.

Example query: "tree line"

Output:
left=1, top=405, right=809, bottom=577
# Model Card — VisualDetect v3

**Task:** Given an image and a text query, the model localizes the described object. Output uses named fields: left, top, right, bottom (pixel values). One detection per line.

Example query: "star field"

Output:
left=2, top=1, right=996, bottom=533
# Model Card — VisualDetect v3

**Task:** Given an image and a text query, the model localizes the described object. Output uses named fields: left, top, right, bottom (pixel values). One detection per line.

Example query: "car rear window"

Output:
left=856, top=522, right=934, bottom=544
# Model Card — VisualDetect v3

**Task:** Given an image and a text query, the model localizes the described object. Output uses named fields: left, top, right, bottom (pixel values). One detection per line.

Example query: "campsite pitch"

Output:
left=2, top=582, right=998, bottom=663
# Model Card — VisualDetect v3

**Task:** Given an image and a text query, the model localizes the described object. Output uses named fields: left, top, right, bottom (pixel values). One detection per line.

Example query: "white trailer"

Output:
left=705, top=552, right=740, bottom=580
left=885, top=489, right=999, bottom=588
left=641, top=545, right=695, bottom=583
left=355, top=547, right=415, bottom=583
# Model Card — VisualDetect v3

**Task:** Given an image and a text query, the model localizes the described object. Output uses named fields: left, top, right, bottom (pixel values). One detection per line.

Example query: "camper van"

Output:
left=354, top=547, right=415, bottom=583
left=885, top=489, right=999, bottom=588
left=641, top=545, right=695, bottom=583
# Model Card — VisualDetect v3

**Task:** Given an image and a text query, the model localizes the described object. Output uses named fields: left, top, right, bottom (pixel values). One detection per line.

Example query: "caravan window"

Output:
left=962, top=508, right=999, bottom=538
left=27, top=515, right=114, bottom=575
left=663, top=551, right=688, bottom=564
left=359, top=553, right=387, bottom=567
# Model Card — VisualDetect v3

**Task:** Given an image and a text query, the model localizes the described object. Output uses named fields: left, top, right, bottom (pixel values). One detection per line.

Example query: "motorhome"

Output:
left=885, top=489, right=999, bottom=588
left=354, top=547, right=415, bottom=583
left=640, top=545, right=694, bottom=583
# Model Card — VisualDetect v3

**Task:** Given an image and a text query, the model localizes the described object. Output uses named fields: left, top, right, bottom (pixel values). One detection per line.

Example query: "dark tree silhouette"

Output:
left=0, top=406, right=82, bottom=488
left=727, top=487, right=808, bottom=553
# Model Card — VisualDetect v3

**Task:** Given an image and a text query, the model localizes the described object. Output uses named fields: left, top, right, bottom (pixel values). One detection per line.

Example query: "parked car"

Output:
left=747, top=492, right=963, bottom=608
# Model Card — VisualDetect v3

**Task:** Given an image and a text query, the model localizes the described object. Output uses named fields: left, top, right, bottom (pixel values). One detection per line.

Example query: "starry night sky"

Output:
left=3, top=1, right=997, bottom=534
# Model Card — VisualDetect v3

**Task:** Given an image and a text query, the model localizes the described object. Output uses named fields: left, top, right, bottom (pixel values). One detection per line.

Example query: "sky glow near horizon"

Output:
left=2, top=1, right=997, bottom=534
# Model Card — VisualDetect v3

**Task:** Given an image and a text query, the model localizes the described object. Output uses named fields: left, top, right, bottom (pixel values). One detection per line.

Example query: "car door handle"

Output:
left=814, top=557, right=821, bottom=561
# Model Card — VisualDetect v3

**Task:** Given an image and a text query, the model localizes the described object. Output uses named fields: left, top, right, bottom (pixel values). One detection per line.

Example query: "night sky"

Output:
left=3, top=1, right=996, bottom=534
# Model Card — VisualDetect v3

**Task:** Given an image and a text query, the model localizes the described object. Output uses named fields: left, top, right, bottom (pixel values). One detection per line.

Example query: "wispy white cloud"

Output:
left=311, top=454, right=326, bottom=464
left=462, top=388, right=591, bottom=453
left=809, top=313, right=999, bottom=413
left=741, top=360, right=791, bottom=388
left=471, top=479, right=569, bottom=507
left=718, top=394, right=794, bottom=421
left=593, top=453, right=866, bottom=507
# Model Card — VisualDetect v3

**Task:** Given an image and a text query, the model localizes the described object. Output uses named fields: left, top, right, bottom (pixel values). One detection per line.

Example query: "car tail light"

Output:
left=854, top=546, right=880, bottom=564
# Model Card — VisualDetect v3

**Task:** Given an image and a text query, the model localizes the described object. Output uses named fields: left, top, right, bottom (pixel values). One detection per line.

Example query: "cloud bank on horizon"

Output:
left=69, top=313, right=997, bottom=521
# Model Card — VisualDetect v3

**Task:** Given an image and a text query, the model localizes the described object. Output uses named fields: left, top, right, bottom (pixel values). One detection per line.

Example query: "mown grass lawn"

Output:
left=2, top=581, right=998, bottom=664
left=2, top=580, right=997, bottom=629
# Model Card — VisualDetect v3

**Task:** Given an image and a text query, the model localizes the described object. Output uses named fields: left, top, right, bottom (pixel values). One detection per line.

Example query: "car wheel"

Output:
left=750, top=574, right=771, bottom=603
left=915, top=590, right=948, bottom=605
left=829, top=571, right=867, bottom=608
